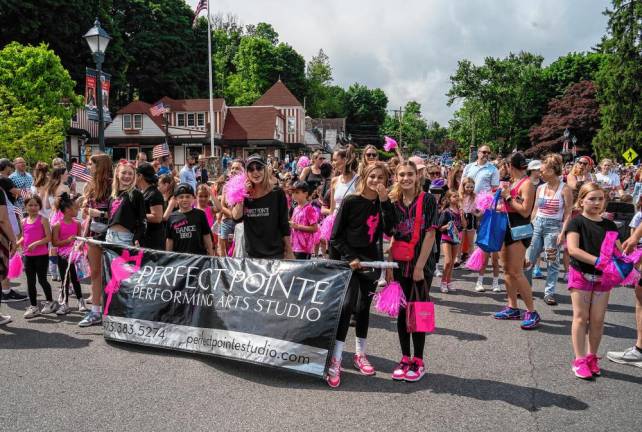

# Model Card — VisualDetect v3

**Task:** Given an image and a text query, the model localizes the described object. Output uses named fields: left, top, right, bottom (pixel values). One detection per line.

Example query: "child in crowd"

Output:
left=460, top=177, right=477, bottom=263
left=629, top=194, right=642, bottom=240
left=19, top=195, right=55, bottom=318
left=438, top=191, right=464, bottom=293
left=166, top=183, right=214, bottom=256
left=289, top=181, right=319, bottom=260
left=196, top=184, right=219, bottom=250
left=52, top=193, right=85, bottom=315
left=566, top=183, right=618, bottom=379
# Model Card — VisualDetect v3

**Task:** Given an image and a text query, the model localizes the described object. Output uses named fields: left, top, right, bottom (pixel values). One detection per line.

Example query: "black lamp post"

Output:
left=83, top=18, right=111, bottom=152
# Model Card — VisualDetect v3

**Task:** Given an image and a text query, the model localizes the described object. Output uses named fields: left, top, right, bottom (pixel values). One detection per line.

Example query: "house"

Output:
left=102, top=79, right=306, bottom=168
left=304, top=117, right=347, bottom=152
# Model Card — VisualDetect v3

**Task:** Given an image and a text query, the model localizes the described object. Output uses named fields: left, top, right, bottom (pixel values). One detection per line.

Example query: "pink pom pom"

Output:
left=465, top=248, right=485, bottom=272
left=373, top=281, right=407, bottom=317
left=225, top=173, right=249, bottom=205
left=319, top=213, right=336, bottom=241
left=297, top=156, right=310, bottom=168
left=7, top=254, right=22, bottom=279
left=475, top=191, right=494, bottom=212
left=383, top=136, right=398, bottom=152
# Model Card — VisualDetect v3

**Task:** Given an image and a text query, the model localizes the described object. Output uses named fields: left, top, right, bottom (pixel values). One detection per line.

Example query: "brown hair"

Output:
left=84, top=153, right=112, bottom=202
left=574, top=182, right=606, bottom=211
left=24, top=194, right=42, bottom=210
left=389, top=161, right=421, bottom=202
left=356, top=162, right=388, bottom=195
left=461, top=177, right=476, bottom=197
left=441, top=190, right=460, bottom=210
left=159, top=173, right=176, bottom=196
left=46, top=167, right=66, bottom=196
left=334, top=144, right=358, bottom=176
left=542, top=153, right=563, bottom=176
left=33, top=162, right=49, bottom=188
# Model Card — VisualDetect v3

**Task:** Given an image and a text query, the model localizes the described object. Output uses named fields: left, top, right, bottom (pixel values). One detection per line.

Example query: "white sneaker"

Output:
left=440, top=283, right=449, bottom=293
left=56, top=303, right=71, bottom=315
left=24, top=305, right=41, bottom=319
left=474, top=281, right=485, bottom=292
left=447, top=282, right=456, bottom=292
left=0, top=313, right=11, bottom=325
left=435, top=269, right=443, bottom=277
left=492, top=283, right=502, bottom=292
left=78, top=298, right=88, bottom=312
left=40, top=301, right=59, bottom=314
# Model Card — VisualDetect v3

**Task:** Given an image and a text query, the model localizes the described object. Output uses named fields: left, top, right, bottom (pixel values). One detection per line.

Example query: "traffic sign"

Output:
left=623, top=148, right=638, bottom=163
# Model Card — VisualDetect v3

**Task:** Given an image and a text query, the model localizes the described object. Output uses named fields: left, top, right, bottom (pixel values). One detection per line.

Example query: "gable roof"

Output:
left=223, top=107, right=283, bottom=141
left=252, top=79, right=302, bottom=107
left=116, top=100, right=164, bottom=129
left=158, top=96, right=225, bottom=112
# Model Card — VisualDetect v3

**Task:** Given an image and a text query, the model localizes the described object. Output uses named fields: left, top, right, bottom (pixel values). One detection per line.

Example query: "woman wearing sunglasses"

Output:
left=567, top=157, right=595, bottom=202
left=231, top=154, right=293, bottom=260
left=300, top=151, right=326, bottom=193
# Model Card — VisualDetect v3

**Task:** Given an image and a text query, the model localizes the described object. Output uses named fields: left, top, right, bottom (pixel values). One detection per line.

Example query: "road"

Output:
left=1, top=267, right=640, bottom=432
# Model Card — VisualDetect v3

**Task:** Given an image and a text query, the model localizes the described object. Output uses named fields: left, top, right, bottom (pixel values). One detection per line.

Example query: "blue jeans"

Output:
left=526, top=217, right=562, bottom=296
left=106, top=229, right=134, bottom=246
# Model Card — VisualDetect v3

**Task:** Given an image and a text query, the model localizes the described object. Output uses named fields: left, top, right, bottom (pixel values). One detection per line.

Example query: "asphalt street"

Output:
left=1, top=266, right=641, bottom=432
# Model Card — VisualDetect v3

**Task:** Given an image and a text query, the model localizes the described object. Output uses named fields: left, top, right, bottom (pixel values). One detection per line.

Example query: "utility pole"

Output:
left=392, top=107, right=404, bottom=150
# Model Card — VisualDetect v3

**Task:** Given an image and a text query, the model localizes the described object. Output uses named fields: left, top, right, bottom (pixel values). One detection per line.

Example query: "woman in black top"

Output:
left=136, top=163, right=164, bottom=250
left=327, top=161, right=394, bottom=388
left=232, top=154, right=293, bottom=259
left=300, top=151, right=326, bottom=192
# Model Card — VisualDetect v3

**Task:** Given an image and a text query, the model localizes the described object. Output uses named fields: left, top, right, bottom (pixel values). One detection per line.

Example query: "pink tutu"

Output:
left=319, top=213, right=336, bottom=242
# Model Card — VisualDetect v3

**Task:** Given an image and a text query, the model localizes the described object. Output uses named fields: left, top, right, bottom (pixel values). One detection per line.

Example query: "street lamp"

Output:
left=83, top=18, right=111, bottom=152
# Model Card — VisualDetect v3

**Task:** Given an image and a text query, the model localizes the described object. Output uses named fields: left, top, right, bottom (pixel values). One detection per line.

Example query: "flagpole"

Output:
left=207, top=0, right=215, bottom=159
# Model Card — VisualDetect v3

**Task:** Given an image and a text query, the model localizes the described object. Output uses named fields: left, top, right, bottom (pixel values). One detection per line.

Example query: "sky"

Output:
left=189, top=0, right=611, bottom=124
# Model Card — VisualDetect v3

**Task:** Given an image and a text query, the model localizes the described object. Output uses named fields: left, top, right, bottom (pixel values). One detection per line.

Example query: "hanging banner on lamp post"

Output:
left=96, top=241, right=353, bottom=378
left=85, top=67, right=112, bottom=123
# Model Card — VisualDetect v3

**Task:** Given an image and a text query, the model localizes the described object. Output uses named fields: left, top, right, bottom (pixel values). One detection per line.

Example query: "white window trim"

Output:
left=133, top=114, right=143, bottom=130
left=177, top=113, right=186, bottom=127
left=197, top=112, right=205, bottom=128
left=187, top=113, right=195, bottom=127
left=122, top=114, right=132, bottom=129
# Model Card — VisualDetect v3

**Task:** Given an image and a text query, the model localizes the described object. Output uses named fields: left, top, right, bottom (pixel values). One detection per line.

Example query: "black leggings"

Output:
left=395, top=272, right=432, bottom=358
left=57, top=256, right=83, bottom=304
left=24, top=255, right=52, bottom=307
left=336, top=269, right=379, bottom=342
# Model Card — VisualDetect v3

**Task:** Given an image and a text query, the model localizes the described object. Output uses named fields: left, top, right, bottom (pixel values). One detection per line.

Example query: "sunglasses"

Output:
left=247, top=164, right=265, bottom=173
left=429, top=171, right=441, bottom=176
left=479, top=150, right=491, bottom=155
left=578, top=161, right=588, bottom=165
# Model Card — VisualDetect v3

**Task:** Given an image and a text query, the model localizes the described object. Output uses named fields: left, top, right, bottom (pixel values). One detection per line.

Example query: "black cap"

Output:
left=509, top=152, right=528, bottom=170
left=136, top=162, right=157, bottom=183
left=174, top=183, right=195, bottom=197
left=246, top=154, right=267, bottom=167
left=292, top=180, right=310, bottom=192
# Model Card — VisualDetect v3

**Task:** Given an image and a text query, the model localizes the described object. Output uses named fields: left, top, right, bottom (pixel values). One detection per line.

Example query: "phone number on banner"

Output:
left=103, top=320, right=167, bottom=340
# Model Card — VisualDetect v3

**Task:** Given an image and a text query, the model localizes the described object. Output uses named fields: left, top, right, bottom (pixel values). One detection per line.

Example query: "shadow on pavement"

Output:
left=0, top=326, right=92, bottom=349
left=601, top=368, right=642, bottom=385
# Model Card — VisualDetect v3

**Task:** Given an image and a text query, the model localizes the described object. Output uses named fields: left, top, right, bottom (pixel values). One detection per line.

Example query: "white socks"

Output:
left=2, top=289, right=10, bottom=295
left=492, top=276, right=499, bottom=286
left=332, top=340, right=345, bottom=360
left=476, top=276, right=483, bottom=284
left=356, top=337, right=367, bottom=355
left=91, top=305, right=101, bottom=313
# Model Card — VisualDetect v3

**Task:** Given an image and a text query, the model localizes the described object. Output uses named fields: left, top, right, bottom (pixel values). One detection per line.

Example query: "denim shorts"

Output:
left=106, top=229, right=134, bottom=246
left=219, top=219, right=236, bottom=238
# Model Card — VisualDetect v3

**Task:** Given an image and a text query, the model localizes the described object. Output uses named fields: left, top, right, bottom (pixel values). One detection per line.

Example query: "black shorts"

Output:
left=464, top=213, right=477, bottom=230
left=504, top=212, right=532, bottom=248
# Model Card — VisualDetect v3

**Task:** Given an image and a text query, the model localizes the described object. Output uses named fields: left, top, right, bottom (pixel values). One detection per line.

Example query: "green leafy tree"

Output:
left=381, top=101, right=428, bottom=153
left=344, top=84, right=388, bottom=146
left=272, top=43, right=306, bottom=102
left=305, top=49, right=335, bottom=118
left=245, top=22, right=279, bottom=45
left=226, top=36, right=277, bottom=105
left=594, top=0, right=642, bottom=159
left=0, top=42, right=81, bottom=163
left=543, top=52, right=607, bottom=97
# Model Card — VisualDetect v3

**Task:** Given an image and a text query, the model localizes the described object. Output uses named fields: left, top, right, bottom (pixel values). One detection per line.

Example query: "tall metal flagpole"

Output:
left=207, top=0, right=215, bottom=158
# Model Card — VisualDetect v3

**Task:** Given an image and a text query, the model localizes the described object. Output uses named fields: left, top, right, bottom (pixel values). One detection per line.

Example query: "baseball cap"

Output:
left=527, top=160, right=542, bottom=171
left=509, top=152, right=528, bottom=170
left=174, top=183, right=195, bottom=197
left=136, top=162, right=157, bottom=183
left=292, top=180, right=310, bottom=193
left=246, top=154, right=267, bottom=167
left=409, top=155, right=426, bottom=170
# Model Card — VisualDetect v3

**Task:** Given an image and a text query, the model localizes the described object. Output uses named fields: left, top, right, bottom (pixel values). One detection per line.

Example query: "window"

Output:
left=123, top=114, right=132, bottom=129
left=133, top=114, right=143, bottom=129
left=287, top=117, right=296, bottom=134
left=187, top=113, right=195, bottom=127
left=197, top=113, right=205, bottom=128
left=177, top=113, right=185, bottom=127
left=112, top=147, right=127, bottom=161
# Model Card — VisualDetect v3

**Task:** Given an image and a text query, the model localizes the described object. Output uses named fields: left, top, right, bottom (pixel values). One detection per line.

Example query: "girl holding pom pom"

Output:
left=217, top=160, right=244, bottom=256
left=460, top=177, right=478, bottom=263
left=388, top=160, right=438, bottom=382
left=289, top=181, right=319, bottom=260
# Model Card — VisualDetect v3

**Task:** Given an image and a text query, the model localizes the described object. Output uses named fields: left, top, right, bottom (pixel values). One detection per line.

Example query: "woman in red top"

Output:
left=494, top=152, right=540, bottom=329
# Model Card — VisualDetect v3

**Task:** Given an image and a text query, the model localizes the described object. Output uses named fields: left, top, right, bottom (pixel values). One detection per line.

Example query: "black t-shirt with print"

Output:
left=566, top=214, right=618, bottom=275
left=242, top=188, right=291, bottom=259
left=166, top=208, right=212, bottom=255
left=141, top=186, right=165, bottom=249
left=108, top=189, right=147, bottom=242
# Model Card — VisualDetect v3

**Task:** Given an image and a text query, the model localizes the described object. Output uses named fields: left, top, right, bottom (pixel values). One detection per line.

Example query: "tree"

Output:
left=272, top=43, right=306, bottom=102
left=381, top=101, right=428, bottom=153
left=245, top=22, right=279, bottom=45
left=526, top=81, right=600, bottom=158
left=594, top=0, right=642, bottom=159
left=0, top=42, right=81, bottom=163
left=344, top=84, right=388, bottom=146
left=226, top=36, right=277, bottom=105
left=305, top=49, right=335, bottom=118
left=543, top=52, right=607, bottom=98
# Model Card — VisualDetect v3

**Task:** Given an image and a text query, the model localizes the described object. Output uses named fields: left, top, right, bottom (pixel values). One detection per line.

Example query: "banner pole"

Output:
left=207, top=0, right=216, bottom=159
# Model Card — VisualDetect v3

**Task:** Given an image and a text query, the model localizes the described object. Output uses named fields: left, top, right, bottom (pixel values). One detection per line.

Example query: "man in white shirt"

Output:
left=460, top=145, right=500, bottom=194
left=595, top=159, right=622, bottom=196
left=180, top=154, right=197, bottom=192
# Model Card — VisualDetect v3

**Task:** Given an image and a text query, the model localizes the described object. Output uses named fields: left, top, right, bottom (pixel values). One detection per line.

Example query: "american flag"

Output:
left=152, top=143, right=170, bottom=159
left=69, top=162, right=92, bottom=182
left=150, top=101, right=168, bottom=117
left=19, top=189, right=32, bottom=200
left=193, top=0, right=207, bottom=24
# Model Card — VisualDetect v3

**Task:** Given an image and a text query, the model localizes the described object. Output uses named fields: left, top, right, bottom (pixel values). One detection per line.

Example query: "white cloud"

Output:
left=189, top=0, right=610, bottom=124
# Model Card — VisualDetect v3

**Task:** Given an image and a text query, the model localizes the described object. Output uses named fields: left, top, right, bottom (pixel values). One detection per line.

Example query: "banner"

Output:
left=85, top=67, right=112, bottom=123
left=98, top=241, right=352, bottom=378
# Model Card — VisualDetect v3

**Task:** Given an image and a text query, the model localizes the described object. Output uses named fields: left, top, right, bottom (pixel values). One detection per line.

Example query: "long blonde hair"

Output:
left=389, top=161, right=421, bottom=202
left=356, top=162, right=388, bottom=195
left=112, top=161, right=136, bottom=198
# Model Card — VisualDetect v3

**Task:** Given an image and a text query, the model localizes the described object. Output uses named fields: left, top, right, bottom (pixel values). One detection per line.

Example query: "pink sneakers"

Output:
left=585, top=353, right=601, bottom=376
left=572, top=357, right=593, bottom=379
left=353, top=353, right=376, bottom=376
left=392, top=356, right=411, bottom=381
left=404, top=357, right=426, bottom=382
left=326, top=357, right=341, bottom=388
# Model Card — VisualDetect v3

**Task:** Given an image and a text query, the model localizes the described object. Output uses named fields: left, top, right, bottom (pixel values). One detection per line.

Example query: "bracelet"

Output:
left=594, top=257, right=600, bottom=266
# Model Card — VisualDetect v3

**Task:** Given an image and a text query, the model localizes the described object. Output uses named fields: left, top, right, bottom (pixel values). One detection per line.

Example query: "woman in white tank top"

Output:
left=526, top=154, right=573, bottom=305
